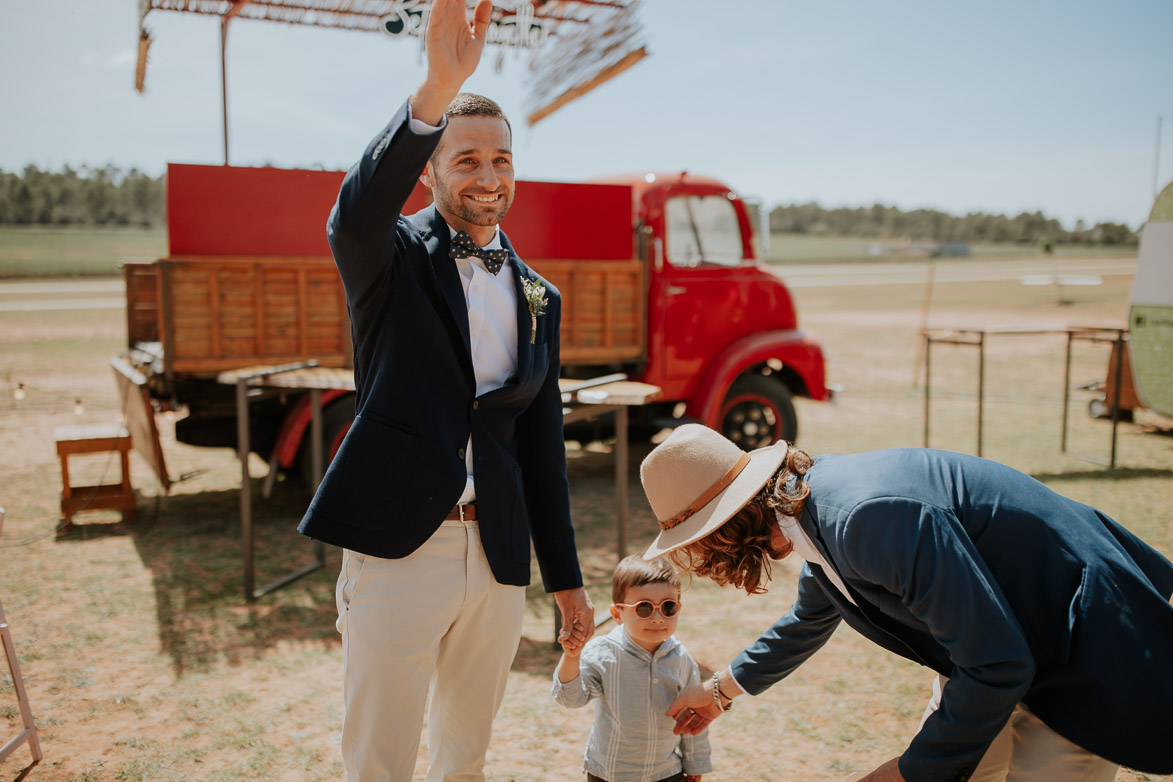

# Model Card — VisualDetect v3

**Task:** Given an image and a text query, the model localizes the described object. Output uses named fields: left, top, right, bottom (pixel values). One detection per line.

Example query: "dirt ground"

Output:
left=1, top=263, right=1171, bottom=781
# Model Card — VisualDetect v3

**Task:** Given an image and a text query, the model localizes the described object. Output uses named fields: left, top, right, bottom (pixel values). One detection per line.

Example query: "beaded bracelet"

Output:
left=712, top=672, right=732, bottom=712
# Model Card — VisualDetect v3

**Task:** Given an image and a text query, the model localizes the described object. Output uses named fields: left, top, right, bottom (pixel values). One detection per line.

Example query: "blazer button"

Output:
left=472, top=400, right=479, bottom=411
left=458, top=448, right=466, bottom=460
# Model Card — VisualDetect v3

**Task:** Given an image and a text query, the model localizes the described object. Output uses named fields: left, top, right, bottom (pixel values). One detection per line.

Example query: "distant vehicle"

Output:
left=931, top=242, right=970, bottom=258
left=122, top=164, right=832, bottom=483
left=1126, top=179, right=1173, bottom=417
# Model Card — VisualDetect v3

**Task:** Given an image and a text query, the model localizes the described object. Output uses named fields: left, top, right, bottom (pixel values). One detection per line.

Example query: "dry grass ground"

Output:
left=0, top=255, right=1170, bottom=781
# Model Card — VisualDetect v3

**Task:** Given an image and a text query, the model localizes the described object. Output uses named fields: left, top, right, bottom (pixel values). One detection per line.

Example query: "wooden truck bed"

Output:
left=126, top=255, right=641, bottom=374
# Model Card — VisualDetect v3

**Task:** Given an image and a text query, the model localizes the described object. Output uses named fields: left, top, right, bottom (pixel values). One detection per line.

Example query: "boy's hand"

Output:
left=556, top=633, right=582, bottom=658
left=685, top=776, right=702, bottom=782
left=553, top=587, right=595, bottom=655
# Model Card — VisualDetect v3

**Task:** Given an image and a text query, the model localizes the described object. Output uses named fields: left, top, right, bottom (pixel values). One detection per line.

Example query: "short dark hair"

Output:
left=446, top=92, right=512, bottom=137
left=611, top=554, right=681, bottom=605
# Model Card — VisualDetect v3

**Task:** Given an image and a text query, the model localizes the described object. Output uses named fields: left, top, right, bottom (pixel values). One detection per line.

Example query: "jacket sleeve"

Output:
left=516, top=288, right=583, bottom=593
left=839, top=498, right=1034, bottom=782
left=327, top=99, right=442, bottom=312
left=728, top=563, right=842, bottom=694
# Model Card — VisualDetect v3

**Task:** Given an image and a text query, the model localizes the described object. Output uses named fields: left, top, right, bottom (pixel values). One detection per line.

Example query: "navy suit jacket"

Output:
left=298, top=100, right=582, bottom=592
left=728, top=449, right=1173, bottom=782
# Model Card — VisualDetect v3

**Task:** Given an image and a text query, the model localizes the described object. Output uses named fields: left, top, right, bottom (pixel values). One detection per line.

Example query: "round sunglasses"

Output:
left=614, top=599, right=681, bottom=618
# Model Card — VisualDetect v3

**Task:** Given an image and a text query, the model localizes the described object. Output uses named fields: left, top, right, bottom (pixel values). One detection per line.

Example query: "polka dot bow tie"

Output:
left=449, top=231, right=510, bottom=276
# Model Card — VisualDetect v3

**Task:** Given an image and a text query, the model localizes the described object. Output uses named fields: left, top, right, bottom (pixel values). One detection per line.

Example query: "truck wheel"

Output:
left=299, top=398, right=354, bottom=489
left=720, top=375, right=797, bottom=451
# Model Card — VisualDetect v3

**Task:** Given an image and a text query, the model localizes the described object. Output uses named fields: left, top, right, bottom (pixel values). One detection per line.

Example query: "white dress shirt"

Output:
left=776, top=509, right=856, bottom=606
left=408, top=106, right=520, bottom=505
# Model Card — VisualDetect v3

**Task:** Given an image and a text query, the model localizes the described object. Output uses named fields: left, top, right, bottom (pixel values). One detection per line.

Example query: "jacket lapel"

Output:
left=415, top=206, right=475, bottom=383
left=501, top=231, right=534, bottom=383
left=799, top=506, right=947, bottom=672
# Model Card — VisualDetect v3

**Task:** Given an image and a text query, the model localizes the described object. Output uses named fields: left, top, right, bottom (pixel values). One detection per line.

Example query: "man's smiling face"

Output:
left=421, top=114, right=514, bottom=245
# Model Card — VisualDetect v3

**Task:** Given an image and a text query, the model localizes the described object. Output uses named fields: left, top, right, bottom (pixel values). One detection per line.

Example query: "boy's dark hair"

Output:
left=611, top=554, right=681, bottom=604
left=446, top=92, right=512, bottom=137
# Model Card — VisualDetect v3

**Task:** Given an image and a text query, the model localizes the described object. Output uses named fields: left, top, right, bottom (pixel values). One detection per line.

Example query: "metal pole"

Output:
left=221, top=18, right=230, bottom=166
left=236, top=378, right=253, bottom=600
left=923, top=333, right=931, bottom=448
left=615, top=405, right=629, bottom=563
left=1155, top=115, right=1163, bottom=202
left=1061, top=331, right=1073, bottom=453
left=976, top=332, right=985, bottom=458
left=1109, top=331, right=1124, bottom=469
left=311, top=389, right=326, bottom=564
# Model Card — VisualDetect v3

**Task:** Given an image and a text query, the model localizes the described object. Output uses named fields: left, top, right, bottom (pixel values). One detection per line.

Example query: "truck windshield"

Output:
left=665, top=195, right=744, bottom=268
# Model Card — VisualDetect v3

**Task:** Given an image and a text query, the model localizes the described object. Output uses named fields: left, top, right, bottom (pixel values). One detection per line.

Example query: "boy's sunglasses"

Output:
left=615, top=599, right=681, bottom=618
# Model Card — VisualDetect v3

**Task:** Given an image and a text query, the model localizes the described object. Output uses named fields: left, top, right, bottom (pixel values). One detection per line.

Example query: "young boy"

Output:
left=552, top=555, right=711, bottom=782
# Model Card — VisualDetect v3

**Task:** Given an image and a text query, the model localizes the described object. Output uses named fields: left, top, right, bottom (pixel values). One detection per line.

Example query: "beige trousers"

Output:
left=336, top=518, right=526, bottom=782
left=921, top=674, right=1118, bottom=781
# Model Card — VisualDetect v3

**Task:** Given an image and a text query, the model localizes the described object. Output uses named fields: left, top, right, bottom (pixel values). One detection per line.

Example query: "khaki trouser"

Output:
left=921, top=674, right=1118, bottom=782
left=336, top=518, right=526, bottom=782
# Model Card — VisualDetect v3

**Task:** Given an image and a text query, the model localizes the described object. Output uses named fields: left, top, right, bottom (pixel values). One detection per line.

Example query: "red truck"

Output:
left=123, top=163, right=830, bottom=483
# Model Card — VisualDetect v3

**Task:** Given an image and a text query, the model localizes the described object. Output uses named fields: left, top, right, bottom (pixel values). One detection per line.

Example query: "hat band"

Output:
left=658, top=452, right=752, bottom=531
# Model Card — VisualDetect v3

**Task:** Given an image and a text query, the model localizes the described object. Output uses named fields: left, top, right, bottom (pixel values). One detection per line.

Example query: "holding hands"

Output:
left=554, top=587, right=595, bottom=656
left=665, top=681, right=724, bottom=736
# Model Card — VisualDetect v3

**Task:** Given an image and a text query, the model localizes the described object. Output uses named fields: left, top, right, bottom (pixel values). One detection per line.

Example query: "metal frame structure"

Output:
left=922, top=326, right=1128, bottom=468
left=135, top=0, right=647, bottom=162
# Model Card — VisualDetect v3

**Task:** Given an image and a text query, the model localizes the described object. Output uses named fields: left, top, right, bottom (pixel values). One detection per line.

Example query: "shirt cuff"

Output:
left=407, top=102, right=446, bottom=135
left=726, top=666, right=751, bottom=698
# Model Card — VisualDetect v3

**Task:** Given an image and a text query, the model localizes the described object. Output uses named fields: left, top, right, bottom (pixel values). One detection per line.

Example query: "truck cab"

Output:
left=589, top=171, right=830, bottom=449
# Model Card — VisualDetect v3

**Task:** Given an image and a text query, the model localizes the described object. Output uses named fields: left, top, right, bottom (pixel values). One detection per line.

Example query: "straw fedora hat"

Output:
left=641, top=424, right=788, bottom=559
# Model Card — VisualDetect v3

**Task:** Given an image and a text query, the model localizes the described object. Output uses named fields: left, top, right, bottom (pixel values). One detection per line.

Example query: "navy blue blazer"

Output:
left=298, top=100, right=582, bottom=592
left=728, top=449, right=1173, bottom=781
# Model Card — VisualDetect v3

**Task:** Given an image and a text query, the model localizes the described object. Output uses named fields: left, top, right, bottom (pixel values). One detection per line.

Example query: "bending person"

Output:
left=640, top=424, right=1173, bottom=782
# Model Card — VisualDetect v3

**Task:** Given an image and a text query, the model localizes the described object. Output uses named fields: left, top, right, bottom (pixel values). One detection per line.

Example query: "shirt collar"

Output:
left=447, top=224, right=503, bottom=251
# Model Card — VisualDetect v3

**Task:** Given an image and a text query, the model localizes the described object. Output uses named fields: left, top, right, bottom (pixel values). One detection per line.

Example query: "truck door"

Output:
left=660, top=193, right=754, bottom=385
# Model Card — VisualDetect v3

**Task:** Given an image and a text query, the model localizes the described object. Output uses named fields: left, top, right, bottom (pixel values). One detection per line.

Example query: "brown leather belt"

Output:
left=445, top=503, right=477, bottom=521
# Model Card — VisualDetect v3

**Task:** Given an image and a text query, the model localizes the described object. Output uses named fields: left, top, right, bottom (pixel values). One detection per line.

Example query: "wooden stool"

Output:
left=0, top=508, right=44, bottom=766
left=54, top=424, right=136, bottom=525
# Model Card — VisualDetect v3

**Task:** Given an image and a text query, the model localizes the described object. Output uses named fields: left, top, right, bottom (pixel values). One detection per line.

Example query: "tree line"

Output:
left=0, top=165, right=1138, bottom=246
left=769, top=202, right=1137, bottom=246
left=0, top=165, right=165, bottom=227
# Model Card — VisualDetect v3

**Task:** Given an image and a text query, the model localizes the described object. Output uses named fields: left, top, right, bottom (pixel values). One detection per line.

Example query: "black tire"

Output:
left=298, top=396, right=355, bottom=489
left=719, top=374, right=797, bottom=452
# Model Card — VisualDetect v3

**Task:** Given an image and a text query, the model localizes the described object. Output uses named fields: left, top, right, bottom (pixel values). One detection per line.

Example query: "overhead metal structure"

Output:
left=135, top=0, right=648, bottom=163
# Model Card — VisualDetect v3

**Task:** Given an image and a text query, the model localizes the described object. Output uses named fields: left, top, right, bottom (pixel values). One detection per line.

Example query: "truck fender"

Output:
left=686, top=329, right=830, bottom=430
left=274, top=389, right=354, bottom=469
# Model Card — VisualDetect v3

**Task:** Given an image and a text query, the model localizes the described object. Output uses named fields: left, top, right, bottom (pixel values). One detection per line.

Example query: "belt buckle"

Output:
left=458, top=504, right=466, bottom=522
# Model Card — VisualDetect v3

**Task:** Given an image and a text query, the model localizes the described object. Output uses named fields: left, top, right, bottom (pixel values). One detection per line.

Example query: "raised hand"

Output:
left=411, top=0, right=493, bottom=124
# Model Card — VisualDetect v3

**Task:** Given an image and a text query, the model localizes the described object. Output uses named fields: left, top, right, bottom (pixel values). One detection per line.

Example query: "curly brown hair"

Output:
left=667, top=446, right=813, bottom=595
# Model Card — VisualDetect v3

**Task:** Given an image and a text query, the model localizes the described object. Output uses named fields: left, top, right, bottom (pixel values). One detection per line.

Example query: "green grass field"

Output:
left=0, top=225, right=1136, bottom=277
left=0, top=226, right=166, bottom=276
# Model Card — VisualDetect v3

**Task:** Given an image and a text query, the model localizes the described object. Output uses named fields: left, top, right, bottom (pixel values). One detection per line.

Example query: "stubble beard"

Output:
left=434, top=178, right=513, bottom=228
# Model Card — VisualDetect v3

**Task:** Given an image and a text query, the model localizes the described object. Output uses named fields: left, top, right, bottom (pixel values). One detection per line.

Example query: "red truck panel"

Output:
left=166, top=164, right=633, bottom=261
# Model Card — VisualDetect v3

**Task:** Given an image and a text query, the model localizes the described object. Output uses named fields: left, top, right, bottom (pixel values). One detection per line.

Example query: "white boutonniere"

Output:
left=522, top=278, right=548, bottom=345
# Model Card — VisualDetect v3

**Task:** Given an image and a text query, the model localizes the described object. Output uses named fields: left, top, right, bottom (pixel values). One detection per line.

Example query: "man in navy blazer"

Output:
left=298, top=1, right=593, bottom=779
left=638, top=424, right=1173, bottom=782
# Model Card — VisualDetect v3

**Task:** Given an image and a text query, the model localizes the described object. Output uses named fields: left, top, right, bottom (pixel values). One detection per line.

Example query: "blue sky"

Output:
left=2, top=0, right=1171, bottom=228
